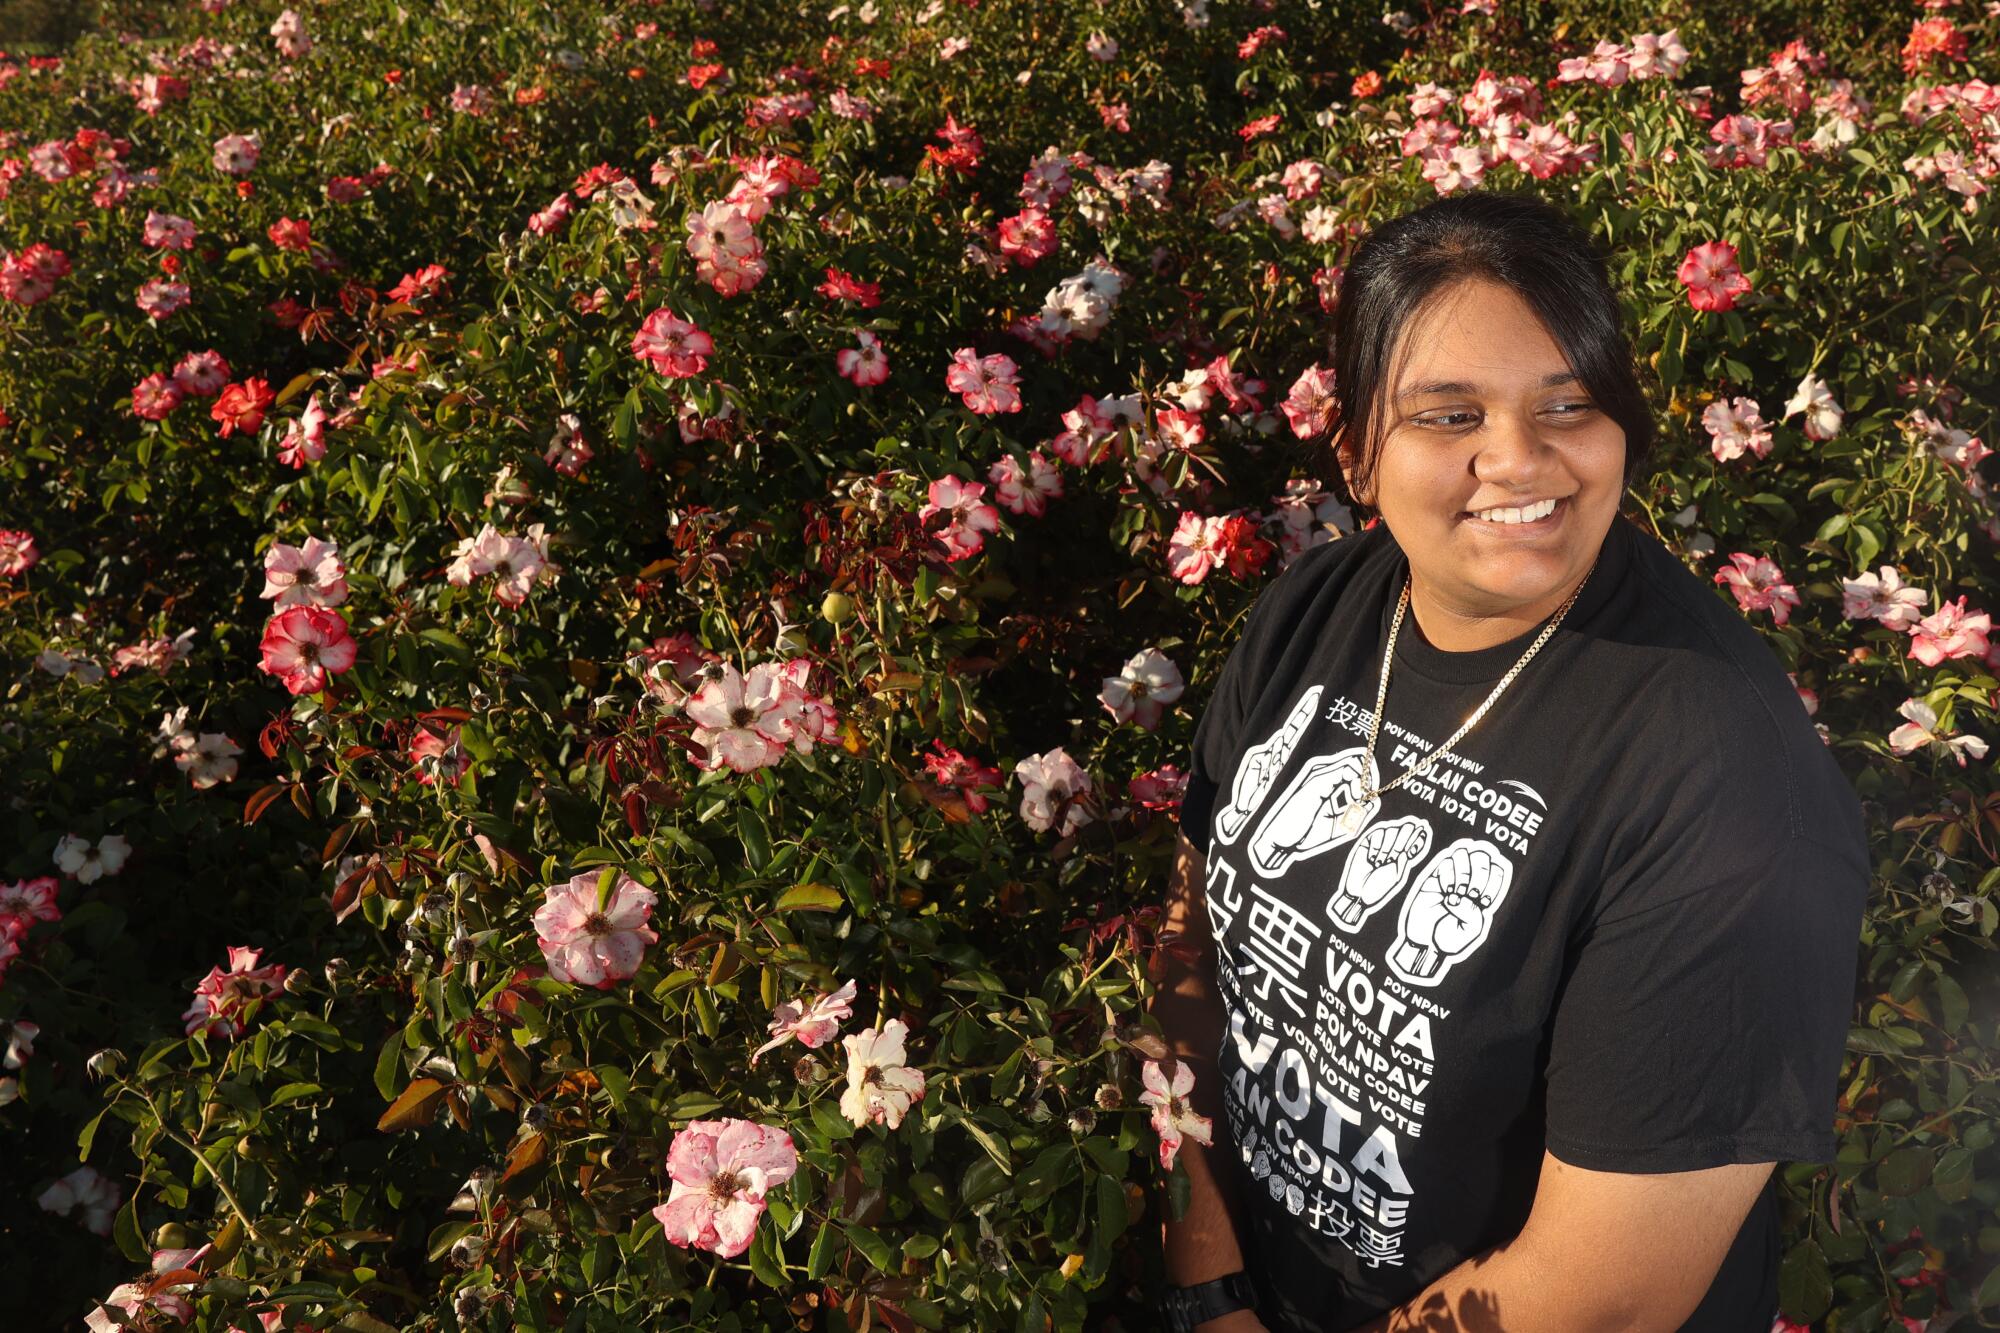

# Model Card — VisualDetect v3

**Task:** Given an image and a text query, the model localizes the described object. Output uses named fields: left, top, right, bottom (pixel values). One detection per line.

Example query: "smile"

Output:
left=1459, top=495, right=1569, bottom=530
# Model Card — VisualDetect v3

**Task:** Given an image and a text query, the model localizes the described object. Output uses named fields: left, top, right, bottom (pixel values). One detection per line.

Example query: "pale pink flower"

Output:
left=751, top=978, right=858, bottom=1066
left=261, top=535, right=348, bottom=608
left=449, top=83, right=493, bottom=116
left=1281, top=159, right=1325, bottom=200
left=1713, top=552, right=1800, bottom=624
left=0, top=876, right=60, bottom=927
left=136, top=278, right=191, bottom=320
left=256, top=605, right=358, bottom=695
left=142, top=211, right=196, bottom=249
left=269, top=8, right=311, bottom=59
left=175, top=733, right=243, bottom=789
left=944, top=347, right=1024, bottom=414
left=1167, top=511, right=1224, bottom=584
left=53, top=833, right=131, bottom=884
left=132, top=373, right=184, bottom=420
left=1139, top=1059, right=1213, bottom=1171
left=4, top=1019, right=39, bottom=1070
left=1422, top=143, right=1488, bottom=194
left=182, top=946, right=288, bottom=1038
left=532, top=871, right=659, bottom=988
left=1013, top=747, right=1094, bottom=837
left=211, top=133, right=260, bottom=175
left=919, top=475, right=1002, bottom=561
left=836, top=330, right=890, bottom=386
left=684, top=661, right=804, bottom=773
left=654, top=1119, right=799, bottom=1258
left=632, top=307, right=714, bottom=378
left=840, top=1018, right=927, bottom=1129
left=277, top=393, right=328, bottom=469
left=1281, top=365, right=1338, bottom=439
left=987, top=449, right=1063, bottom=517
left=1907, top=596, right=1991, bottom=666
left=1100, top=648, right=1186, bottom=731
left=38, top=1165, right=121, bottom=1236
left=1702, top=396, right=1773, bottom=462
left=685, top=200, right=758, bottom=265
left=1783, top=373, right=1844, bottom=441
left=172, top=349, right=232, bottom=397
left=1887, top=698, right=1988, bottom=766
left=1842, top=566, right=1929, bottom=630
left=0, top=528, right=40, bottom=576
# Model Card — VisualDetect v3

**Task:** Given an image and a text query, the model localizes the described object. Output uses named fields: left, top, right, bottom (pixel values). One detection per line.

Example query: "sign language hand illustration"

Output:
left=1215, top=686, right=1322, bottom=847
left=1327, top=816, right=1433, bottom=931
left=1245, top=744, right=1380, bottom=879
left=1388, top=838, right=1515, bottom=986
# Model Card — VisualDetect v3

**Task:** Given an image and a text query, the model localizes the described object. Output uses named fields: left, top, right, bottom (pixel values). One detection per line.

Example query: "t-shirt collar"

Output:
left=1377, top=512, right=1637, bottom=686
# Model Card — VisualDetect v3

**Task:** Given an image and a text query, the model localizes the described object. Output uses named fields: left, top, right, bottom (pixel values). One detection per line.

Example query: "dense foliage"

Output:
left=2, top=1, right=1996, bottom=1330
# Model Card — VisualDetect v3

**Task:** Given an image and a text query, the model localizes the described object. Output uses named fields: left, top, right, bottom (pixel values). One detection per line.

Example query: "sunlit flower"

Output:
left=256, top=605, right=357, bottom=695
left=1713, top=552, right=1800, bottom=624
left=752, top=978, right=858, bottom=1066
left=1677, top=240, right=1751, bottom=312
left=1099, top=648, right=1186, bottom=731
left=840, top=1018, right=927, bottom=1129
left=655, top=1120, right=799, bottom=1259
left=531, top=870, right=659, bottom=988
left=261, top=536, right=349, bottom=608
left=182, top=946, right=288, bottom=1038
left=1139, top=1059, right=1213, bottom=1171
left=1887, top=698, right=1988, bottom=766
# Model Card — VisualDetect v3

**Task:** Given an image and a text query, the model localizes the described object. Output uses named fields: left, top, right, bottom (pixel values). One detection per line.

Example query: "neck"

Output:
left=1405, top=569, right=1589, bottom=654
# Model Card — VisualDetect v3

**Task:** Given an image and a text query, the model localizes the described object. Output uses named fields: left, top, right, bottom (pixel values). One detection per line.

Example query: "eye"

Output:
left=1416, top=411, right=1479, bottom=428
left=1546, top=400, right=1597, bottom=417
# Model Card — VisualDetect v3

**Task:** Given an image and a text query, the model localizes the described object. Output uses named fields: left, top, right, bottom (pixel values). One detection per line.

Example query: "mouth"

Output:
left=1458, top=495, right=1571, bottom=532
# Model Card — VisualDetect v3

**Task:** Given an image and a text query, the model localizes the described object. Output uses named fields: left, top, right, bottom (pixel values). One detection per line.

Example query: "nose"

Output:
left=1470, top=409, right=1560, bottom=491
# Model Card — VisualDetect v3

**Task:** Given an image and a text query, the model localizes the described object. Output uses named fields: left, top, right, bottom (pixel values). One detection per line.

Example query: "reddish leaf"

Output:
left=376, top=1078, right=448, bottom=1133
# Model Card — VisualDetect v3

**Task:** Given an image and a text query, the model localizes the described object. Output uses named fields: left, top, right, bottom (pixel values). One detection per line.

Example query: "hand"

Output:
left=1194, top=1311, right=1269, bottom=1333
left=1328, top=815, right=1431, bottom=929
left=1247, top=745, right=1377, bottom=878
left=1388, top=838, right=1513, bottom=983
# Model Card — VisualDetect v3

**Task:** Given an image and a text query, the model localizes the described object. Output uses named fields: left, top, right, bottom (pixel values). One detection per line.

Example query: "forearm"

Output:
left=1344, top=1231, right=1640, bottom=1333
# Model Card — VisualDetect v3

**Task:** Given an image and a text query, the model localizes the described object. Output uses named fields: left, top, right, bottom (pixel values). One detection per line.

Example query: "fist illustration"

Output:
left=1328, top=816, right=1432, bottom=931
left=1246, top=745, right=1379, bottom=879
left=1388, top=838, right=1514, bottom=986
left=1215, top=686, right=1322, bottom=847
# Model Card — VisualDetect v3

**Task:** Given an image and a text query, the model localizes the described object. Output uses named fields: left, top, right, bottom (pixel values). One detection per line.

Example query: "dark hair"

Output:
left=1322, top=190, right=1656, bottom=513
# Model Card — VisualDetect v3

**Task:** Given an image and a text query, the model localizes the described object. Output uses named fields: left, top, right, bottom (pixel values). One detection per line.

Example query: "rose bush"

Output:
left=1, top=1, right=1996, bottom=1330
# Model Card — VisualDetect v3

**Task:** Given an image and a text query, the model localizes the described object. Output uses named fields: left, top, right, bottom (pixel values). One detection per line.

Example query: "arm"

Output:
left=1347, top=1152, right=1773, bottom=1333
left=1149, top=832, right=1267, bottom=1333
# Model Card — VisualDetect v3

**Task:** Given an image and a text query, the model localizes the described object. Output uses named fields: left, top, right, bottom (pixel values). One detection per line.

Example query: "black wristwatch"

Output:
left=1159, top=1270, right=1258, bottom=1332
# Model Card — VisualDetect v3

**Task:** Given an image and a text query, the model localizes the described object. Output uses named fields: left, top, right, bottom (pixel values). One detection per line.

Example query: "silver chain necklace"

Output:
left=1331, top=557, right=1599, bottom=838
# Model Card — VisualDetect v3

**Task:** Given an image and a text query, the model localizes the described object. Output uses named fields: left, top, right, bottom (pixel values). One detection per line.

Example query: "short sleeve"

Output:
left=1543, top=831, right=1866, bottom=1172
left=1176, top=601, right=1273, bottom=861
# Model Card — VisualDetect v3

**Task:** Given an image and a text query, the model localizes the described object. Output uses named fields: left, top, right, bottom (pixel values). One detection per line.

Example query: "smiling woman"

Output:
left=1155, top=192, right=1870, bottom=1333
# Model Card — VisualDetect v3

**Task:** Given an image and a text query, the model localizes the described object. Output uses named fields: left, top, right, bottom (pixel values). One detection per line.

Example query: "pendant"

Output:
left=1332, top=800, right=1369, bottom=838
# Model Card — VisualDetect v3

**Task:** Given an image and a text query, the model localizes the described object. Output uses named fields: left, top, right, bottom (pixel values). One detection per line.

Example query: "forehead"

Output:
left=1389, top=279, right=1571, bottom=386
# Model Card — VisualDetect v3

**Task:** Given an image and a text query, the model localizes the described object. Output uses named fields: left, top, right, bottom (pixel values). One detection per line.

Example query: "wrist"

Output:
left=1161, top=1270, right=1259, bottom=1333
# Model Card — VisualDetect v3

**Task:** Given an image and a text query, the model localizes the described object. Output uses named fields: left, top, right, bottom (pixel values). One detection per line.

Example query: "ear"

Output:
left=1331, top=428, right=1371, bottom=508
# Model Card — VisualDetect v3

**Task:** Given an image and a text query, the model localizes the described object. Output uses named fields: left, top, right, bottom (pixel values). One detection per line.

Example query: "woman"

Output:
left=1149, top=191, right=1868, bottom=1333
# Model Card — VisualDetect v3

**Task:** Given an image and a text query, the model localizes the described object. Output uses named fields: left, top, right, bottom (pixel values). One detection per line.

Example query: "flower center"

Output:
left=731, top=706, right=755, bottom=728
left=708, top=1169, right=743, bottom=1200
left=582, top=913, right=614, bottom=936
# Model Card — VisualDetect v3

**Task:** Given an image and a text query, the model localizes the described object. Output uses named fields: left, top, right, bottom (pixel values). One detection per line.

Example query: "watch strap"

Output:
left=1159, top=1269, right=1258, bottom=1332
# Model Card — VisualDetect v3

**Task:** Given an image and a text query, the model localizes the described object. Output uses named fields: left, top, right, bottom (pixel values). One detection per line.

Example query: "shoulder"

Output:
left=1243, top=524, right=1387, bottom=635
left=1595, top=523, right=1868, bottom=872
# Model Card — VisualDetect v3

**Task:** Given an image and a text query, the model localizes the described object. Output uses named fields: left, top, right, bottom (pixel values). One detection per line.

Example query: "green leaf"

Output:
left=806, top=1218, right=837, bottom=1279
left=1877, top=1146, right=1932, bottom=1196
left=840, top=1220, right=895, bottom=1272
left=1777, top=1240, right=1832, bottom=1322
left=775, top=882, right=843, bottom=912
left=374, top=1020, right=404, bottom=1096
left=420, top=628, right=473, bottom=664
left=1095, top=1171, right=1129, bottom=1243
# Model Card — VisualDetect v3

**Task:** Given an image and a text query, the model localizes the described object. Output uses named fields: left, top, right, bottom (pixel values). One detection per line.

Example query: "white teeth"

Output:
left=1470, top=497, right=1560, bottom=524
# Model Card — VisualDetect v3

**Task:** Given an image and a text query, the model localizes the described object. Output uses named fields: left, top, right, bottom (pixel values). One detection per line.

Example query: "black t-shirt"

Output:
left=1177, top=512, right=1869, bottom=1332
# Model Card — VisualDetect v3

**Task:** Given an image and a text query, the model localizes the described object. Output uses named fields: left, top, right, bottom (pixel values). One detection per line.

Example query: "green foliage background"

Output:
left=1, top=1, right=1995, bottom=1330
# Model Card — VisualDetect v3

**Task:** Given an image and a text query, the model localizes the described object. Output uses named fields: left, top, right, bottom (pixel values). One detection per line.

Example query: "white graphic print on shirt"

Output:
left=1207, top=687, right=1552, bottom=1270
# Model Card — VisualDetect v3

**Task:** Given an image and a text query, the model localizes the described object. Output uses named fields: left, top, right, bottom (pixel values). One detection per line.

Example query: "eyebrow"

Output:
left=1396, top=371, right=1581, bottom=400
